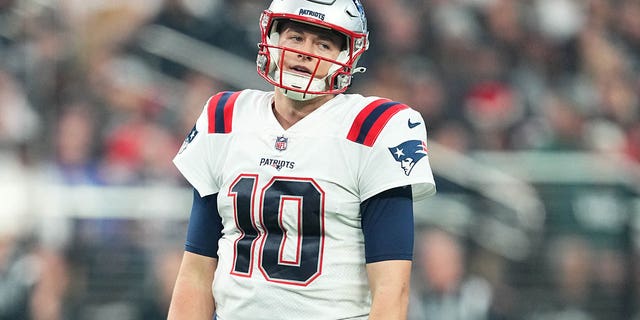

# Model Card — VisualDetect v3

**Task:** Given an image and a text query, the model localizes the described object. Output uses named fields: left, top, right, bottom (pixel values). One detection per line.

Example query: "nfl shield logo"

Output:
left=275, top=136, right=288, bottom=151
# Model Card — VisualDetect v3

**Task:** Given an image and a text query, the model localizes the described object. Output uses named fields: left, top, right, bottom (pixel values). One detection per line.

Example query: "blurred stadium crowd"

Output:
left=1, top=0, right=640, bottom=319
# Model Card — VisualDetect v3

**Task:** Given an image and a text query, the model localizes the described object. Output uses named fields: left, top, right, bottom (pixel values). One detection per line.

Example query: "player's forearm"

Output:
left=167, top=278, right=215, bottom=320
left=168, top=252, right=217, bottom=320
left=366, top=260, right=412, bottom=320
left=368, top=282, right=410, bottom=319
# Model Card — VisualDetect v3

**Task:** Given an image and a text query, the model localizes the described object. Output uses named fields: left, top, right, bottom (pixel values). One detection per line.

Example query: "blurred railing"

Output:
left=418, top=143, right=546, bottom=261
left=137, top=24, right=270, bottom=91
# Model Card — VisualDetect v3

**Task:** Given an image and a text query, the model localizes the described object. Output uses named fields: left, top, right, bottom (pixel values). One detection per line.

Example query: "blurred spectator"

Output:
left=533, top=0, right=585, bottom=44
left=85, top=53, right=181, bottom=185
left=66, top=218, right=150, bottom=320
left=481, top=0, right=526, bottom=67
left=49, top=101, right=103, bottom=185
left=536, top=91, right=587, bottom=151
left=404, top=62, right=447, bottom=125
left=625, top=123, right=640, bottom=162
left=409, top=227, right=496, bottom=320
left=463, top=81, right=524, bottom=150
left=100, top=119, right=181, bottom=185
left=433, top=120, right=473, bottom=153
left=0, top=69, right=40, bottom=151
left=0, top=235, right=37, bottom=320
left=139, top=249, right=182, bottom=319
left=590, top=247, right=629, bottom=319
left=28, top=247, right=70, bottom=320
left=366, top=0, right=421, bottom=57
left=526, top=235, right=596, bottom=320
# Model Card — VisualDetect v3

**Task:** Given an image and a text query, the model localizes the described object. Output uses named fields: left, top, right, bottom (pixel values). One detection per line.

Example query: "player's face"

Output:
left=277, top=21, right=344, bottom=79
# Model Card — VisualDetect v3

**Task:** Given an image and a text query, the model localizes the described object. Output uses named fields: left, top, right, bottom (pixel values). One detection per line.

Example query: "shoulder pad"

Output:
left=207, top=91, right=242, bottom=134
left=346, top=98, right=409, bottom=146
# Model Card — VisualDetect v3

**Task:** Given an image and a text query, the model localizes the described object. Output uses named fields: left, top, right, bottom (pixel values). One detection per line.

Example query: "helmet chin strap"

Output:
left=274, top=70, right=327, bottom=101
left=280, top=87, right=321, bottom=101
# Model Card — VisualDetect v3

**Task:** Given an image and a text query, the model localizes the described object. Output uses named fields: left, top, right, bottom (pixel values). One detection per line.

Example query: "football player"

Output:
left=168, top=0, right=436, bottom=319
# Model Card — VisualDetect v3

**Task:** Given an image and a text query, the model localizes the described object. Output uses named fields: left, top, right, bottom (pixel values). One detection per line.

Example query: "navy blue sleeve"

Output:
left=360, top=186, right=414, bottom=263
left=185, top=189, right=223, bottom=258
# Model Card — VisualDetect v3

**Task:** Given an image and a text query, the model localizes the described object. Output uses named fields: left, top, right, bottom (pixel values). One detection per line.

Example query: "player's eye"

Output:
left=289, top=34, right=303, bottom=42
left=318, top=42, right=331, bottom=50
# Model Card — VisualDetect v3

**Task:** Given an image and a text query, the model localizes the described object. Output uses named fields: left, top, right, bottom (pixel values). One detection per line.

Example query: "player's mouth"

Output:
left=289, top=65, right=312, bottom=76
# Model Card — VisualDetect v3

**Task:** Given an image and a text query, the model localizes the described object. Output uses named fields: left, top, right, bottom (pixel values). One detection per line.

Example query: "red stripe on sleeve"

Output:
left=207, top=92, right=224, bottom=134
left=347, top=98, right=391, bottom=142
left=362, top=103, right=409, bottom=146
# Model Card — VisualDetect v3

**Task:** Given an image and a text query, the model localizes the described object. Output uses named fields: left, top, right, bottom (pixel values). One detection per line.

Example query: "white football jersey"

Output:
left=173, top=89, right=436, bottom=320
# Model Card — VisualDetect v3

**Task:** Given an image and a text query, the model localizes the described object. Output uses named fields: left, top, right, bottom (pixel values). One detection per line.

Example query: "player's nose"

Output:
left=297, top=51, right=313, bottom=61
left=296, top=41, right=315, bottom=60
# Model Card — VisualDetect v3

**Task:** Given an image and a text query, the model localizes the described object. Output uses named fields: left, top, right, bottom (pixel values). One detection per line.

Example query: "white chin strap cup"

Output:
left=275, top=70, right=327, bottom=101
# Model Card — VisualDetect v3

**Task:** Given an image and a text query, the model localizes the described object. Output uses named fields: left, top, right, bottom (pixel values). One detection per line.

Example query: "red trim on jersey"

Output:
left=347, top=99, right=409, bottom=147
left=347, top=98, right=390, bottom=142
left=278, top=196, right=303, bottom=266
left=207, top=91, right=241, bottom=134
left=363, top=103, right=409, bottom=146
left=229, top=174, right=261, bottom=278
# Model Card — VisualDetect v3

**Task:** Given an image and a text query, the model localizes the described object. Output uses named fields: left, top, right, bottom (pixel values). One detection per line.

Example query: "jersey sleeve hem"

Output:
left=173, top=157, right=217, bottom=196
left=360, top=181, right=435, bottom=202
left=412, top=182, right=437, bottom=201
left=185, top=242, right=218, bottom=258
left=365, top=254, right=413, bottom=263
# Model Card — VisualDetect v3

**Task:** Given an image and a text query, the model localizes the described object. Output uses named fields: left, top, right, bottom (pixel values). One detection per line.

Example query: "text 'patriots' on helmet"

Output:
left=256, top=0, right=369, bottom=101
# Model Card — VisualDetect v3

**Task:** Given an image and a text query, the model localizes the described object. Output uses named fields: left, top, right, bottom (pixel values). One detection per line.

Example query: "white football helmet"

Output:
left=257, top=0, right=369, bottom=101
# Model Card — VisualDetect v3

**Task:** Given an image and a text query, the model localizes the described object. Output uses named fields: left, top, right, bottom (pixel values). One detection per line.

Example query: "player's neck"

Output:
left=272, top=91, right=334, bottom=130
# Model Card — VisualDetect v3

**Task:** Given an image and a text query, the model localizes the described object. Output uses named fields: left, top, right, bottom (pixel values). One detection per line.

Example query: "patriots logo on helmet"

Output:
left=388, top=140, right=428, bottom=176
left=178, top=125, right=198, bottom=154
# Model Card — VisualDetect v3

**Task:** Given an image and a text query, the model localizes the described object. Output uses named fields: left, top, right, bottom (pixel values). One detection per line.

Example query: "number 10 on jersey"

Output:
left=228, top=174, right=326, bottom=286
